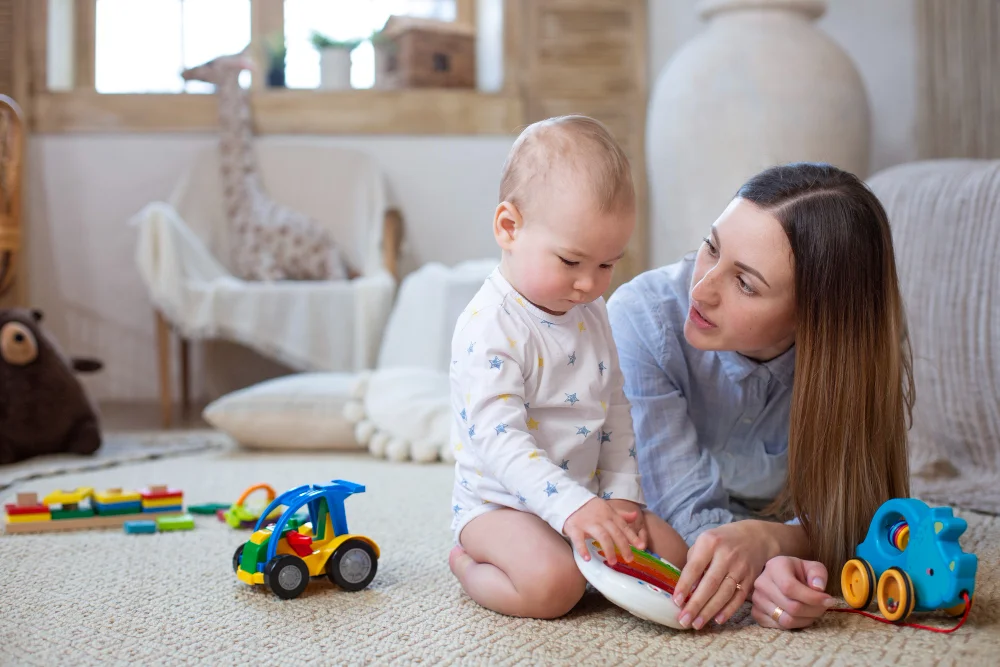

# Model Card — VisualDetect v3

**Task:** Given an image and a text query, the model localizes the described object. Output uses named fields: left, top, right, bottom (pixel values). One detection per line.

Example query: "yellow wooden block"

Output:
left=7, top=512, right=51, bottom=523
left=142, top=495, right=183, bottom=509
left=94, top=488, right=141, bottom=504
left=43, top=487, right=94, bottom=506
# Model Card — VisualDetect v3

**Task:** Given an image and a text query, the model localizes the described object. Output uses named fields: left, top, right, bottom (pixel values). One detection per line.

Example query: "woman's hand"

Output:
left=673, top=522, right=776, bottom=629
left=751, top=556, right=836, bottom=629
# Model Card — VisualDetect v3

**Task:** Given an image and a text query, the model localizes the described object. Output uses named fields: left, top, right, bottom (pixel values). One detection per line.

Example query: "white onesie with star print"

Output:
left=450, top=268, right=644, bottom=542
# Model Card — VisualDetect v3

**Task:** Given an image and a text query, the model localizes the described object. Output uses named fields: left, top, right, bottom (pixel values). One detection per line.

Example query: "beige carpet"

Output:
left=1, top=440, right=998, bottom=666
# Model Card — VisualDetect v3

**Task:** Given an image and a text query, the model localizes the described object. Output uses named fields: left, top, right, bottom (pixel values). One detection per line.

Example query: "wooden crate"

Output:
left=374, top=16, right=476, bottom=89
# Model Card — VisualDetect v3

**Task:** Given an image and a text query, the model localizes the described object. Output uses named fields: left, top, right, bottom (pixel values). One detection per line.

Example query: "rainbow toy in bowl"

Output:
left=574, top=537, right=689, bottom=629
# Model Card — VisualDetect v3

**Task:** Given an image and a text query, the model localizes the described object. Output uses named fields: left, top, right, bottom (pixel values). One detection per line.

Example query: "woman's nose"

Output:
left=691, top=269, right=719, bottom=305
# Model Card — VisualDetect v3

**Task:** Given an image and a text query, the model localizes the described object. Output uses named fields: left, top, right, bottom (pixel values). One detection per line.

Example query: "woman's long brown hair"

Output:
left=737, top=163, right=914, bottom=594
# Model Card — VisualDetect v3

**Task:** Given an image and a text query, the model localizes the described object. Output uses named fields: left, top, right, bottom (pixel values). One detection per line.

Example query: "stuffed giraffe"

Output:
left=181, top=49, right=352, bottom=282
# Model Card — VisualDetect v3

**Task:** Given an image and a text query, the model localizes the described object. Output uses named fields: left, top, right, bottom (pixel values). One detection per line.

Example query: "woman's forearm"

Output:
left=749, top=520, right=811, bottom=561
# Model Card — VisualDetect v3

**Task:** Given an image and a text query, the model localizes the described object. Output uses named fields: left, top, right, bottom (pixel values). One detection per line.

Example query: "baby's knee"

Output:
left=522, top=559, right=587, bottom=619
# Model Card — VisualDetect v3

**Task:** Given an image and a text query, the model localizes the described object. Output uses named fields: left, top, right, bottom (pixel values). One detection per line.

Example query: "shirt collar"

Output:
left=717, top=344, right=796, bottom=387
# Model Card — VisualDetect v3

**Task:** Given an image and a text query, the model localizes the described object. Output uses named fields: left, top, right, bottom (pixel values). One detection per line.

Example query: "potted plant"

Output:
left=311, top=31, right=362, bottom=90
left=264, top=33, right=287, bottom=87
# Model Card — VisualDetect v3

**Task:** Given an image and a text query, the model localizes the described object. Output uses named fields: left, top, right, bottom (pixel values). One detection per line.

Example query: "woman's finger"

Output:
left=713, top=574, right=752, bottom=625
left=691, top=573, right=745, bottom=629
left=674, top=538, right=714, bottom=606
left=752, top=585, right=826, bottom=630
left=769, top=561, right=834, bottom=610
left=679, top=555, right=731, bottom=628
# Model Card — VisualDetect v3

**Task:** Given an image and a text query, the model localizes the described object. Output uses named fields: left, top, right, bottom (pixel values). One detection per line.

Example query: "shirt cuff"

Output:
left=597, top=471, right=645, bottom=507
left=543, top=483, right=597, bottom=536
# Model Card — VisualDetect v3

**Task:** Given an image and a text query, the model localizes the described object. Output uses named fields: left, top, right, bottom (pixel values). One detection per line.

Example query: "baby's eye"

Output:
left=599, top=264, right=613, bottom=270
left=559, top=257, right=579, bottom=267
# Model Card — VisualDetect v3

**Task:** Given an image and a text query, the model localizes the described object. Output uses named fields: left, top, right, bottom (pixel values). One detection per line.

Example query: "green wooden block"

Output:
left=50, top=507, right=95, bottom=520
left=156, top=513, right=195, bottom=531
left=187, top=503, right=231, bottom=515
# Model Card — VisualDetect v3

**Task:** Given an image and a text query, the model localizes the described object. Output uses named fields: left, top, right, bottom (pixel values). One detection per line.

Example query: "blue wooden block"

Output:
left=124, top=520, right=157, bottom=534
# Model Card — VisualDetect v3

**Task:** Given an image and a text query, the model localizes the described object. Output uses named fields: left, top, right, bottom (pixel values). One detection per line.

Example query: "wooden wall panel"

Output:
left=513, top=0, right=650, bottom=285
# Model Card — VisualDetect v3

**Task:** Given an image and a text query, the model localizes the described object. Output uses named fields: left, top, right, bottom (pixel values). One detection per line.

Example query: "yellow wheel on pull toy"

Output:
left=877, top=567, right=916, bottom=623
left=944, top=593, right=973, bottom=617
left=841, top=558, right=876, bottom=609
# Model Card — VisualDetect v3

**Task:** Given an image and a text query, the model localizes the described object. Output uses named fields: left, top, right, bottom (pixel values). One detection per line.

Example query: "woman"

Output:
left=606, top=162, right=913, bottom=630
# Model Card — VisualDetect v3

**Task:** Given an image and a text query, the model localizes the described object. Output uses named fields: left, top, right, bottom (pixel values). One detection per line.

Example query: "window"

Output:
left=92, top=0, right=458, bottom=93
left=283, top=0, right=455, bottom=90
left=95, top=0, right=251, bottom=93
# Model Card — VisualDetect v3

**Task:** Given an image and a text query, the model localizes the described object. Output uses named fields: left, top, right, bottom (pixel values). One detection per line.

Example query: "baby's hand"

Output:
left=564, top=497, right=641, bottom=566
left=607, top=499, right=647, bottom=551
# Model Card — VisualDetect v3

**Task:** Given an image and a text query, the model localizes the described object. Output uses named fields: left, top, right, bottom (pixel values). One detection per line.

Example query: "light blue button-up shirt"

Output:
left=606, top=259, right=796, bottom=545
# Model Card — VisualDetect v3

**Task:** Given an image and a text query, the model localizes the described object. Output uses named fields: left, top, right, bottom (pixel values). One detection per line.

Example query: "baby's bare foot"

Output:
left=449, top=545, right=474, bottom=578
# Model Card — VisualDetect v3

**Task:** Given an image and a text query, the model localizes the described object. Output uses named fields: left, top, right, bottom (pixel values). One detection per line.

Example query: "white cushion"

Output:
left=202, top=372, right=363, bottom=451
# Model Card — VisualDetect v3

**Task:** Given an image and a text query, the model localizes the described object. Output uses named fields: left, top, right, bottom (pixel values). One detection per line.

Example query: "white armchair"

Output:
left=133, top=138, right=403, bottom=427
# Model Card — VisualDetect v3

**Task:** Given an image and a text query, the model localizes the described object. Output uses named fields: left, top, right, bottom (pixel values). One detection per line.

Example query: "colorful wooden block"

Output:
left=142, top=495, right=183, bottom=510
left=6, top=512, right=51, bottom=523
left=5, top=503, right=50, bottom=516
left=123, top=520, right=157, bottom=534
left=143, top=505, right=183, bottom=514
left=94, top=488, right=142, bottom=504
left=50, top=507, right=95, bottom=520
left=43, top=487, right=94, bottom=506
left=156, top=514, right=194, bottom=531
left=141, top=485, right=183, bottom=501
left=94, top=500, right=143, bottom=515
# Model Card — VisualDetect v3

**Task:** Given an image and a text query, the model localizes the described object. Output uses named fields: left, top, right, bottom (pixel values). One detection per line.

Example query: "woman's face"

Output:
left=684, top=198, right=796, bottom=361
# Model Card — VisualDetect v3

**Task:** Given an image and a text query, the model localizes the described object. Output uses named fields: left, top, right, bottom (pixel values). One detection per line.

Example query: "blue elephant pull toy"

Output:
left=838, top=498, right=977, bottom=631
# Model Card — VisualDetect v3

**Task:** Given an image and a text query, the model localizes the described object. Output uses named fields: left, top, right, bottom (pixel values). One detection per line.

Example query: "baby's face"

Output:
left=506, top=187, right=634, bottom=315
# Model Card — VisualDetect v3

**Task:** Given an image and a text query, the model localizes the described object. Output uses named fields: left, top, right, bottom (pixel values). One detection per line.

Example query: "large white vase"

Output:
left=646, top=0, right=871, bottom=267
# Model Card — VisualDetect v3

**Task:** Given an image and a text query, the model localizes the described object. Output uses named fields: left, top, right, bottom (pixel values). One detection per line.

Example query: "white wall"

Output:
left=25, top=0, right=921, bottom=403
left=647, top=0, right=920, bottom=266
left=27, top=135, right=512, bottom=402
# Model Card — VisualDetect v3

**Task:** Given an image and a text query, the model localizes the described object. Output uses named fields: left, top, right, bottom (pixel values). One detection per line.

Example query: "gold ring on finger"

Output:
left=724, top=574, right=742, bottom=591
left=771, top=606, right=784, bottom=622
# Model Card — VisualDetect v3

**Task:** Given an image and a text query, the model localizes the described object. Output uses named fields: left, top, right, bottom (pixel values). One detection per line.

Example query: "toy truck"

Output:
left=841, top=498, right=977, bottom=623
left=233, top=479, right=379, bottom=600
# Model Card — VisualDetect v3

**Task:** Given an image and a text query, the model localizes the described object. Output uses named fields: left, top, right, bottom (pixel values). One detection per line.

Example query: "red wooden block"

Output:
left=140, top=485, right=183, bottom=500
left=5, top=503, right=50, bottom=516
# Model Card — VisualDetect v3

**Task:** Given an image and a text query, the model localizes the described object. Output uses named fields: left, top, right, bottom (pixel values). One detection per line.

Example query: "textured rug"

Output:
left=0, top=446, right=997, bottom=666
left=0, top=430, right=232, bottom=491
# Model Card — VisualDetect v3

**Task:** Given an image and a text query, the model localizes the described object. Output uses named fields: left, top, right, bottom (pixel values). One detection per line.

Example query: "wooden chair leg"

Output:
left=155, top=310, right=172, bottom=428
left=179, top=337, right=191, bottom=415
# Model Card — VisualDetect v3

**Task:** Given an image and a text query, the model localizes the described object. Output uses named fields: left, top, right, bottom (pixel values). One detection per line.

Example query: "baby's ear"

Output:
left=493, top=201, right=523, bottom=249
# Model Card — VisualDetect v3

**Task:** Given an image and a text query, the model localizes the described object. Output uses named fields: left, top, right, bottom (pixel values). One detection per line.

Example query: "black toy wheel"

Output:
left=232, top=544, right=245, bottom=573
left=327, top=539, right=378, bottom=592
left=264, top=554, right=310, bottom=599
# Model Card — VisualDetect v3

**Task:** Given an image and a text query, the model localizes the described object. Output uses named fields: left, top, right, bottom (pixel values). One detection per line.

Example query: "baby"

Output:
left=447, top=115, right=688, bottom=619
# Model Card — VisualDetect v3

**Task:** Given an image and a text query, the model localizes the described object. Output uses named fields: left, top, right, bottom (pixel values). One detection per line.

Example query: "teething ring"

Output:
left=235, top=483, right=277, bottom=507
left=224, top=483, right=279, bottom=528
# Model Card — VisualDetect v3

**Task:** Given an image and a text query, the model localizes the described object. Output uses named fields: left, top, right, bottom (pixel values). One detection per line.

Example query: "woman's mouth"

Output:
left=688, top=304, right=717, bottom=329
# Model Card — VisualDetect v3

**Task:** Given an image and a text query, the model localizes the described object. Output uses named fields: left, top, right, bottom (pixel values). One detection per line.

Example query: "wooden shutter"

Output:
left=509, top=0, right=649, bottom=290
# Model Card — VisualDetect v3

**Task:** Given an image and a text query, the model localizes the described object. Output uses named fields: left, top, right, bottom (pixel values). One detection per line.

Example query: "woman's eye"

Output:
left=737, top=276, right=756, bottom=295
left=703, top=238, right=718, bottom=256
left=559, top=257, right=579, bottom=267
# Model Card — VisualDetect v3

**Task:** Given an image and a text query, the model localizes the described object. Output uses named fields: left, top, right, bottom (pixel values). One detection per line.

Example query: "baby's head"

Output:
left=494, top=115, right=635, bottom=315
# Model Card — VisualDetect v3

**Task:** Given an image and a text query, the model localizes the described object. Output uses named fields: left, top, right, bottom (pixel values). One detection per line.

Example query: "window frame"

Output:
left=27, top=0, right=524, bottom=135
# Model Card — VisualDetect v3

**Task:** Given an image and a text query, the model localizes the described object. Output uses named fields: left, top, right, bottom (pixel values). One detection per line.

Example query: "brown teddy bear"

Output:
left=0, top=308, right=103, bottom=464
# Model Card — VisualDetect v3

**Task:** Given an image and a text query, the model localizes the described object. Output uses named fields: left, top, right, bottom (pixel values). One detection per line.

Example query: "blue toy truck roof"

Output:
left=255, top=479, right=366, bottom=563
